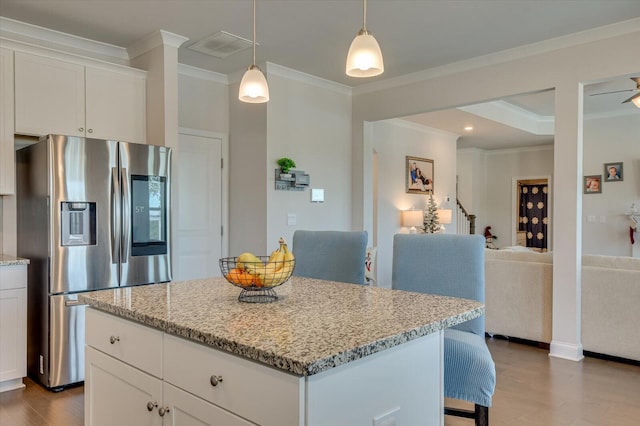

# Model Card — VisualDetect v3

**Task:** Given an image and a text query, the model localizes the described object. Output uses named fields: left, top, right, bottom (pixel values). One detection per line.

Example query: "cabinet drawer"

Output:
left=86, top=308, right=162, bottom=378
left=164, top=334, right=303, bottom=426
left=0, top=265, right=27, bottom=291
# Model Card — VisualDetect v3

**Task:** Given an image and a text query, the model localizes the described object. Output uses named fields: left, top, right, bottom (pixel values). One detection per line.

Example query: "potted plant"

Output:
left=277, top=157, right=296, bottom=178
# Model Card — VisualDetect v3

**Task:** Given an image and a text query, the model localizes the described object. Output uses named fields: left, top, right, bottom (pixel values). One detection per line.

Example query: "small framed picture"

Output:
left=406, top=156, right=434, bottom=194
left=604, top=162, right=623, bottom=182
left=584, top=175, right=602, bottom=194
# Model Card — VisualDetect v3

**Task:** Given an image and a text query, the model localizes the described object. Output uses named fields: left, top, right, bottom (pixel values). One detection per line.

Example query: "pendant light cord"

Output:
left=362, top=0, right=367, bottom=30
left=252, top=0, right=256, bottom=65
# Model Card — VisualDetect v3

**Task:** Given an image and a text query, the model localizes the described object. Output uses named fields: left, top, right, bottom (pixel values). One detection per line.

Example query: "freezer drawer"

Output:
left=48, top=294, right=86, bottom=388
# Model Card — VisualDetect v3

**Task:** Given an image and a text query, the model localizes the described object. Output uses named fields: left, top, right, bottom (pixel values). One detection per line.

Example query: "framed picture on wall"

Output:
left=604, top=162, right=623, bottom=182
left=584, top=175, right=602, bottom=194
left=406, top=156, right=434, bottom=194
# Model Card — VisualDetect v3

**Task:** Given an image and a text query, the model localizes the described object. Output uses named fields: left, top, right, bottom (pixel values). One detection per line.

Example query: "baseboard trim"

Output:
left=549, top=340, right=584, bottom=361
left=583, top=350, right=640, bottom=367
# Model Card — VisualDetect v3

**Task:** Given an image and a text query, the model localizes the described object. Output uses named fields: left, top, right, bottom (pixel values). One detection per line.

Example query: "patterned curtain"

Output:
left=519, top=184, right=548, bottom=251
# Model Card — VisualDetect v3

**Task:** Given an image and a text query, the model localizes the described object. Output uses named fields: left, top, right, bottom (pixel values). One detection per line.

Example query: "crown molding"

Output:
left=459, top=101, right=555, bottom=136
left=0, top=16, right=129, bottom=63
left=266, top=62, right=352, bottom=96
left=353, top=17, right=640, bottom=96
left=485, top=144, right=554, bottom=156
left=387, top=118, right=461, bottom=140
left=127, top=30, right=189, bottom=59
left=178, top=63, right=228, bottom=84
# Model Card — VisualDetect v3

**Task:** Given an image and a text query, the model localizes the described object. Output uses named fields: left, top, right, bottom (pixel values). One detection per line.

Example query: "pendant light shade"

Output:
left=239, top=0, right=269, bottom=103
left=346, top=0, right=384, bottom=77
left=239, top=64, right=269, bottom=103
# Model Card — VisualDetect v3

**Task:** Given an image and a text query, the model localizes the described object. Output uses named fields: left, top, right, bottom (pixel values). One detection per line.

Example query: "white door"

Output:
left=177, top=133, right=223, bottom=280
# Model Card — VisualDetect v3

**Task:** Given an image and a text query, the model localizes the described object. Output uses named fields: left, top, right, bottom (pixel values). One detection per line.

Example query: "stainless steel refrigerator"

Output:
left=16, top=134, right=172, bottom=390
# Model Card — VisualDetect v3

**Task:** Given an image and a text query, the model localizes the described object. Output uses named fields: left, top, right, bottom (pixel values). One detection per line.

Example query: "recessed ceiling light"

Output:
left=464, top=126, right=474, bottom=131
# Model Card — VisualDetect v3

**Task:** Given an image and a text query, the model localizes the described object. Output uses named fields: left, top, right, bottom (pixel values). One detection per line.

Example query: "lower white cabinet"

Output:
left=0, top=264, right=27, bottom=392
left=85, top=346, right=162, bottom=426
left=85, top=307, right=444, bottom=426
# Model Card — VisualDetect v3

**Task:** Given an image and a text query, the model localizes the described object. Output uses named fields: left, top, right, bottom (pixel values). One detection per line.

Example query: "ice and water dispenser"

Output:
left=60, top=202, right=96, bottom=246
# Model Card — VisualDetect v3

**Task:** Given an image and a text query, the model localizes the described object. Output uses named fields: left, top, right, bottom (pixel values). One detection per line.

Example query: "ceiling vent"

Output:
left=187, top=31, right=254, bottom=59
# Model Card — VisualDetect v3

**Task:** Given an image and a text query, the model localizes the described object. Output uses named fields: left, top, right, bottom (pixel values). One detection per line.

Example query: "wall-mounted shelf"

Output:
left=275, top=169, right=310, bottom=191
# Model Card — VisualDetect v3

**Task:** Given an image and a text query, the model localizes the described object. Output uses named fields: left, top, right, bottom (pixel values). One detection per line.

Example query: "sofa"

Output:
left=484, top=248, right=640, bottom=361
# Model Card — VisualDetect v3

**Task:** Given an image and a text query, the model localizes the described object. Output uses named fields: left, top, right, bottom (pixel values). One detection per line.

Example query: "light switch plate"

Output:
left=287, top=214, right=296, bottom=226
left=372, top=406, right=399, bottom=426
left=311, top=188, right=325, bottom=203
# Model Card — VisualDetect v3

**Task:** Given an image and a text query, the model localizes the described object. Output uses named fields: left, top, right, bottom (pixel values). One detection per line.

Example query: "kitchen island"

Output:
left=80, top=277, right=483, bottom=426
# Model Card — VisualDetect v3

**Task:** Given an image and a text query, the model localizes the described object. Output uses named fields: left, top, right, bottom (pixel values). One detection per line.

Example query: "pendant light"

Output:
left=346, top=0, right=384, bottom=77
left=239, top=0, right=269, bottom=103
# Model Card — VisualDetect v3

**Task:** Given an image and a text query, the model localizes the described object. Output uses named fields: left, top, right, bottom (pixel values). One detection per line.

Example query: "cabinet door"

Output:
left=14, top=52, right=85, bottom=137
left=85, top=66, right=146, bottom=143
left=0, top=48, right=15, bottom=195
left=163, top=382, right=255, bottom=426
left=85, top=347, right=162, bottom=426
left=0, top=287, right=27, bottom=383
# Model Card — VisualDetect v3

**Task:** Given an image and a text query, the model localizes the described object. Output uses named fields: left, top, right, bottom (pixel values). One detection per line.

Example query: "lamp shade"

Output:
left=401, top=210, right=424, bottom=228
left=239, top=65, right=269, bottom=103
left=346, top=30, right=384, bottom=77
left=437, top=209, right=453, bottom=225
left=633, top=96, right=640, bottom=108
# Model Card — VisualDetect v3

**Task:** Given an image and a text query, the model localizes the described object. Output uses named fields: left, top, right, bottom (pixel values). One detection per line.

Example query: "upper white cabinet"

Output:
left=0, top=48, right=15, bottom=195
left=14, top=52, right=146, bottom=144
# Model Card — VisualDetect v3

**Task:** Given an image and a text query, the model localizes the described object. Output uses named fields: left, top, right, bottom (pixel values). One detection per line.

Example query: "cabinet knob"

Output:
left=158, top=407, right=170, bottom=417
left=210, top=375, right=223, bottom=387
left=88, top=128, right=93, bottom=133
left=146, top=401, right=157, bottom=412
left=79, top=127, right=84, bottom=132
left=109, top=335, right=120, bottom=344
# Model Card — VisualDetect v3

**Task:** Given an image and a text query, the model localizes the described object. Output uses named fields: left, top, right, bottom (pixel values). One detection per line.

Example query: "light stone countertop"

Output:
left=0, top=254, right=30, bottom=266
left=79, top=277, right=483, bottom=376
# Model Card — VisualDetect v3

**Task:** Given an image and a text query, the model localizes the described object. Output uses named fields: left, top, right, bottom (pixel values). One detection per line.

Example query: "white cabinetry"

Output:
left=0, top=264, right=27, bottom=392
left=85, top=307, right=444, bottom=426
left=14, top=52, right=146, bottom=144
left=0, top=48, right=15, bottom=195
left=85, top=308, right=257, bottom=426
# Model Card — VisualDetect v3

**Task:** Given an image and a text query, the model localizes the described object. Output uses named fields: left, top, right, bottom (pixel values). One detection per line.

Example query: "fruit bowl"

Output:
left=219, top=256, right=295, bottom=303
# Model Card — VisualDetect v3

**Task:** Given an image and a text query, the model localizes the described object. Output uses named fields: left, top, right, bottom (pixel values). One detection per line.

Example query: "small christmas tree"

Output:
left=423, top=193, right=440, bottom=233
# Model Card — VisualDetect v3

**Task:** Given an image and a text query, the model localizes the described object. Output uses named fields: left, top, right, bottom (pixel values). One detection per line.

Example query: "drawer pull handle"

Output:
left=210, top=375, right=223, bottom=387
left=88, top=128, right=93, bottom=133
left=79, top=127, right=84, bottom=132
left=158, top=407, right=170, bottom=417
left=147, top=401, right=157, bottom=412
left=109, top=336, right=120, bottom=344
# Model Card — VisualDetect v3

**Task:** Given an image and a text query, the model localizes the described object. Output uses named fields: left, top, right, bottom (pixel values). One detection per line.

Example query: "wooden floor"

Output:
left=1, top=338, right=638, bottom=426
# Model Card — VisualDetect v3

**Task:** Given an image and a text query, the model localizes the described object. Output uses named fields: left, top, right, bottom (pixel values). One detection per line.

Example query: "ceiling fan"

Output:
left=589, top=77, right=640, bottom=107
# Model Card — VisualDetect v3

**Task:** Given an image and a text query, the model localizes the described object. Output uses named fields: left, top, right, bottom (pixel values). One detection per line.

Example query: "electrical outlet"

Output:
left=372, top=407, right=400, bottom=426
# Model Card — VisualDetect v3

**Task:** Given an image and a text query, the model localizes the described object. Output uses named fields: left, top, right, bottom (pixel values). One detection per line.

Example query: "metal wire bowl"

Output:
left=219, top=256, right=295, bottom=303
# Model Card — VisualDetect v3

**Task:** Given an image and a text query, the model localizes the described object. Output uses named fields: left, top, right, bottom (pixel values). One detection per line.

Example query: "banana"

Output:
left=245, top=237, right=295, bottom=287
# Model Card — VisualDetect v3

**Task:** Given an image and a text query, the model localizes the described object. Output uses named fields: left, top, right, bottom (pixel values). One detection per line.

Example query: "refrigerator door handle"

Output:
left=64, top=299, right=87, bottom=307
left=111, top=167, right=120, bottom=264
left=121, top=167, right=130, bottom=263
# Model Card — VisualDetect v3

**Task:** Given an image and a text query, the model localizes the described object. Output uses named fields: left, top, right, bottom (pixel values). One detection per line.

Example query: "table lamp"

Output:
left=401, top=209, right=424, bottom=234
left=436, top=209, right=453, bottom=232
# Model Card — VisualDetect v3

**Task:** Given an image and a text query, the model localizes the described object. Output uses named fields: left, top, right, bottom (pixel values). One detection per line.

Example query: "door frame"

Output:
left=511, top=175, right=552, bottom=249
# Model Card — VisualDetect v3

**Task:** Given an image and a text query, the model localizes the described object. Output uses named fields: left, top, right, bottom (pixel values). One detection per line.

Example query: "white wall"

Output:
left=265, top=67, right=353, bottom=251
left=456, top=148, right=487, bottom=234
left=227, top=64, right=353, bottom=255
left=369, top=120, right=458, bottom=288
left=583, top=113, right=640, bottom=256
left=178, top=68, right=229, bottom=134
